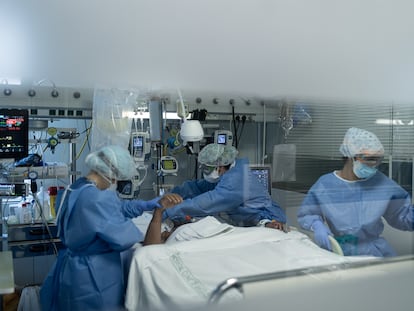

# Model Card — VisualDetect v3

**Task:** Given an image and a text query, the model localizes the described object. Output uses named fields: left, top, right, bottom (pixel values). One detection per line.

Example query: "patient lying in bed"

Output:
left=143, top=207, right=237, bottom=245
left=125, top=215, right=374, bottom=311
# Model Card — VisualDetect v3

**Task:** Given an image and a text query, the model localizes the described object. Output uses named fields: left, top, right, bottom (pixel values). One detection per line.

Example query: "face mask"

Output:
left=353, top=160, right=377, bottom=179
left=101, top=174, right=117, bottom=191
left=203, top=169, right=220, bottom=183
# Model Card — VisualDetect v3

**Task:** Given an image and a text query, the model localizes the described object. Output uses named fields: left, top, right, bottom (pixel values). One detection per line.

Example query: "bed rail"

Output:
left=208, top=255, right=413, bottom=304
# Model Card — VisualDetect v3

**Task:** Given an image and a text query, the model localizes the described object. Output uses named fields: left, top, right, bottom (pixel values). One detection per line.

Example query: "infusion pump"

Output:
left=130, top=131, right=151, bottom=162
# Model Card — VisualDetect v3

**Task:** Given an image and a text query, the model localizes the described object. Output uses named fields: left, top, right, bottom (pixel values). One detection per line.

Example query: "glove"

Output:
left=145, top=197, right=161, bottom=211
left=312, top=221, right=332, bottom=251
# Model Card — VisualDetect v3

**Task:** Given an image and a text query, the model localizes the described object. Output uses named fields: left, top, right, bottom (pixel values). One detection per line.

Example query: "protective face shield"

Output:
left=85, top=145, right=137, bottom=181
left=100, top=174, right=118, bottom=191
left=355, top=154, right=383, bottom=167
left=352, top=159, right=378, bottom=179
left=108, top=182, right=118, bottom=192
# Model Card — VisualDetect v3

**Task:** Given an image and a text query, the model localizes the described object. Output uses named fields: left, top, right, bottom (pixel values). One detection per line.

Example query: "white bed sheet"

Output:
left=125, top=216, right=372, bottom=311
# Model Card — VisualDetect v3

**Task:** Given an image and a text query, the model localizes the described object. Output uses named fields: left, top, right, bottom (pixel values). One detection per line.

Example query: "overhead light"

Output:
left=1, top=78, right=21, bottom=85
left=376, top=119, right=414, bottom=126
left=8, top=78, right=21, bottom=85
left=123, top=111, right=182, bottom=119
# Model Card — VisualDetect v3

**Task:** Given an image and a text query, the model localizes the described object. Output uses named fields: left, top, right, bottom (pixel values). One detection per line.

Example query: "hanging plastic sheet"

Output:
left=91, top=88, right=139, bottom=151
left=272, top=144, right=296, bottom=182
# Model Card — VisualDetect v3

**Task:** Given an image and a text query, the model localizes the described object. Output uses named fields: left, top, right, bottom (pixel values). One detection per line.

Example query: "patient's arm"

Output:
left=143, top=193, right=182, bottom=245
left=143, top=208, right=166, bottom=245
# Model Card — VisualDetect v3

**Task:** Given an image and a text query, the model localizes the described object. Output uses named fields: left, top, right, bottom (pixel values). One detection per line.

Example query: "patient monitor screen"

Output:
left=217, top=133, right=227, bottom=145
left=162, top=159, right=176, bottom=171
left=250, top=166, right=272, bottom=195
left=0, top=108, right=29, bottom=160
left=132, top=135, right=144, bottom=158
left=133, top=136, right=143, bottom=148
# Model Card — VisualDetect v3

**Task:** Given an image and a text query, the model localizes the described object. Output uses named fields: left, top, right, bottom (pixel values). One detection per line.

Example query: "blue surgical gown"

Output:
left=165, top=158, right=286, bottom=226
left=297, top=171, right=414, bottom=257
left=40, top=177, right=157, bottom=311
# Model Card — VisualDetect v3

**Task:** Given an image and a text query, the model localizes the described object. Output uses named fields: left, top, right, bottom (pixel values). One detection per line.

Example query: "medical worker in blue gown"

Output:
left=164, top=143, right=287, bottom=230
left=40, top=145, right=182, bottom=311
left=298, top=127, right=414, bottom=257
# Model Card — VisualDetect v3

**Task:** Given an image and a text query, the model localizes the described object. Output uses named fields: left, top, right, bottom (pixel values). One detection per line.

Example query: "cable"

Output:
left=235, top=115, right=240, bottom=134
left=262, top=104, right=266, bottom=165
left=192, top=152, right=199, bottom=180
left=237, top=115, right=246, bottom=145
left=232, top=106, right=238, bottom=148
left=75, top=120, right=93, bottom=160
left=84, top=119, right=91, bottom=152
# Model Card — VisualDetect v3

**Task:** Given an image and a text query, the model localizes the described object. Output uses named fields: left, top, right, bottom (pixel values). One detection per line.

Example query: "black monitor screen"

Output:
left=133, top=136, right=143, bottom=148
left=117, top=180, right=132, bottom=195
left=217, top=134, right=227, bottom=144
left=0, top=109, right=29, bottom=160
left=250, top=165, right=272, bottom=195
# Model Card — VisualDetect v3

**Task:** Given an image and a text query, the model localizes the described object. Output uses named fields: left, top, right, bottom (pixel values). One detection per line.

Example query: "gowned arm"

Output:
left=170, top=179, right=216, bottom=199
left=297, top=191, right=325, bottom=231
left=384, top=194, right=414, bottom=231
left=165, top=186, right=243, bottom=221
left=120, top=199, right=153, bottom=218
left=259, top=202, right=287, bottom=223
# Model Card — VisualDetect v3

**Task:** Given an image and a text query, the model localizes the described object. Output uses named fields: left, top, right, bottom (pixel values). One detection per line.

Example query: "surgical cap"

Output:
left=339, top=127, right=384, bottom=158
left=85, top=145, right=136, bottom=180
left=198, top=143, right=238, bottom=166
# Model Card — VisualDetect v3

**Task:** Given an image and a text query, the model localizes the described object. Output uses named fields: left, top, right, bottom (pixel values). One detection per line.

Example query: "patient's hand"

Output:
left=159, top=193, right=183, bottom=209
left=265, top=220, right=285, bottom=231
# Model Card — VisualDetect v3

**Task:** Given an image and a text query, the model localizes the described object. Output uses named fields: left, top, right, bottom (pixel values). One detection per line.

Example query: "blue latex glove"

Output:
left=145, top=197, right=162, bottom=210
left=312, top=221, right=333, bottom=251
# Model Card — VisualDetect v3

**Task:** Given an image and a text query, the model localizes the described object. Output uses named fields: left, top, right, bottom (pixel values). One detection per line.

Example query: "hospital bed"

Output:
left=124, top=216, right=408, bottom=311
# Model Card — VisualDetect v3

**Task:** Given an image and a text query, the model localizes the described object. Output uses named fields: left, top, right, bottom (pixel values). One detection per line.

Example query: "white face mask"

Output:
left=203, top=169, right=220, bottom=183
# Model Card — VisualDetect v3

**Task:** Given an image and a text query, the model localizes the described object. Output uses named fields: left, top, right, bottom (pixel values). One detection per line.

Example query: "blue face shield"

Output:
left=108, top=182, right=118, bottom=191
left=352, top=160, right=377, bottom=179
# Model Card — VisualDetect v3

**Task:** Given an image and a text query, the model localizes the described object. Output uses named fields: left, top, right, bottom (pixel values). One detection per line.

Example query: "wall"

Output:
left=1, top=0, right=414, bottom=103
